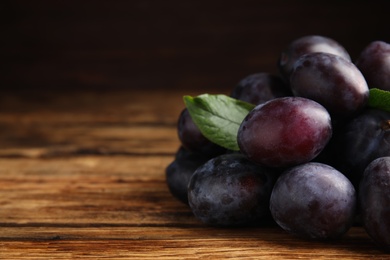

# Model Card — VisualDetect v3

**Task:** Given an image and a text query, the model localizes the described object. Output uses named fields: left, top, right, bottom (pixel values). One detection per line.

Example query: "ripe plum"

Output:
left=177, top=108, right=225, bottom=157
left=270, top=162, right=356, bottom=240
left=359, top=157, right=390, bottom=251
left=166, top=147, right=211, bottom=204
left=231, top=72, right=292, bottom=105
left=237, top=97, right=332, bottom=168
left=278, top=35, right=351, bottom=81
left=187, top=153, right=277, bottom=226
left=290, top=52, right=369, bottom=119
left=333, top=108, right=390, bottom=187
left=355, top=41, right=390, bottom=91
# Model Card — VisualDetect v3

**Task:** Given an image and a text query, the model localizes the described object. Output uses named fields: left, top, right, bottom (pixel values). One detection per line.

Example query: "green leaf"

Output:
left=183, top=94, right=255, bottom=151
left=368, top=88, right=390, bottom=112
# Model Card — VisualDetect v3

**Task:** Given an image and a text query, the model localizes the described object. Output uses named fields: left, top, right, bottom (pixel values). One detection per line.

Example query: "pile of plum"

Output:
left=166, top=35, right=390, bottom=251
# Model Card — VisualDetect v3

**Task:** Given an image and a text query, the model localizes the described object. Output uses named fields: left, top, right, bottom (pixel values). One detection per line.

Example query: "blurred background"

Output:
left=1, top=0, right=389, bottom=93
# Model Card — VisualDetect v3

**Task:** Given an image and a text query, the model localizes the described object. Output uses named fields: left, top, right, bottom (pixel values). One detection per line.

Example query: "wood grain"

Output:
left=0, top=89, right=389, bottom=259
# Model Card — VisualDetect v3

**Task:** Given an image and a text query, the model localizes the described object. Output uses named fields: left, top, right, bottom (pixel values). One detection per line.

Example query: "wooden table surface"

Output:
left=0, top=88, right=388, bottom=259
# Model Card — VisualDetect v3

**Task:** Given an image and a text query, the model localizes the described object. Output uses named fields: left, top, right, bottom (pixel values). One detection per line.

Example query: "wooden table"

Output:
left=0, top=88, right=388, bottom=259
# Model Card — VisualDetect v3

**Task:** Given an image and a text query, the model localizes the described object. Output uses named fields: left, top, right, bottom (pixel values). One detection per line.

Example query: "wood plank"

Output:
left=0, top=228, right=387, bottom=259
left=0, top=89, right=193, bottom=156
left=0, top=156, right=194, bottom=225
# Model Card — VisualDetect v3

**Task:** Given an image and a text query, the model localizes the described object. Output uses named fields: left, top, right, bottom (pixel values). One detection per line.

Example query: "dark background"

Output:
left=1, top=0, right=389, bottom=93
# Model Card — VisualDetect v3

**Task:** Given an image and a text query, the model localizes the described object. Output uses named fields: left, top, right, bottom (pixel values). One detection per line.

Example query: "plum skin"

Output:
left=177, top=108, right=225, bottom=157
left=355, top=40, right=390, bottom=91
left=187, top=153, right=277, bottom=226
left=165, top=147, right=211, bottom=204
left=333, top=108, right=390, bottom=188
left=278, top=35, right=351, bottom=81
left=237, top=97, right=332, bottom=168
left=270, top=162, right=357, bottom=240
left=290, top=52, right=369, bottom=119
left=231, top=72, right=292, bottom=105
left=359, top=157, right=390, bottom=251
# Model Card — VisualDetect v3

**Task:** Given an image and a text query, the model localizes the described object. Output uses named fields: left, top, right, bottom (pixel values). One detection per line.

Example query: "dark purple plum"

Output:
left=359, top=157, right=390, bottom=251
left=177, top=108, right=225, bottom=157
left=166, top=147, right=212, bottom=204
left=290, top=52, right=369, bottom=119
left=237, top=97, right=332, bottom=168
left=187, top=153, right=277, bottom=226
left=355, top=41, right=390, bottom=91
left=278, top=35, right=351, bottom=81
left=333, top=108, right=390, bottom=187
left=231, top=72, right=292, bottom=105
left=270, top=162, right=356, bottom=240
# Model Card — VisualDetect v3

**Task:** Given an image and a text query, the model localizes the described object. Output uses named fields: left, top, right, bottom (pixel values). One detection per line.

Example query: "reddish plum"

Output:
left=237, top=97, right=332, bottom=168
